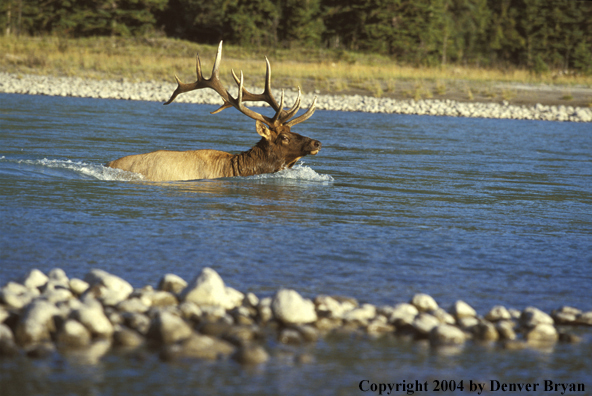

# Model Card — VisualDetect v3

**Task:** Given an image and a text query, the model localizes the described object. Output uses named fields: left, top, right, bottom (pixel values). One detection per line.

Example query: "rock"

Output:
left=56, top=319, right=92, bottom=348
left=449, top=301, right=476, bottom=320
left=21, top=269, right=48, bottom=290
left=162, top=333, right=235, bottom=360
left=199, top=321, right=233, bottom=338
left=117, top=298, right=149, bottom=313
left=485, top=305, right=512, bottom=322
left=0, top=324, right=20, bottom=357
left=142, top=290, right=178, bottom=307
left=233, top=344, right=269, bottom=365
left=178, top=301, right=203, bottom=321
left=575, top=311, right=592, bottom=326
left=520, top=307, right=554, bottom=328
left=558, top=331, right=582, bottom=343
left=147, top=311, right=192, bottom=345
left=15, top=300, right=60, bottom=346
left=223, top=325, right=261, bottom=345
left=0, top=307, right=9, bottom=324
left=315, top=317, right=343, bottom=332
left=343, top=304, right=377, bottom=324
left=410, top=293, right=438, bottom=312
left=278, top=328, right=303, bottom=344
left=315, top=295, right=347, bottom=318
left=388, top=303, right=419, bottom=327
left=44, top=286, right=75, bottom=303
left=122, top=312, right=151, bottom=335
left=551, top=306, right=581, bottom=324
left=271, top=289, right=317, bottom=325
left=412, top=313, right=440, bottom=337
left=473, top=321, right=499, bottom=341
left=245, top=292, right=259, bottom=308
left=69, top=278, right=89, bottom=295
left=457, top=317, right=479, bottom=330
left=157, top=273, right=187, bottom=294
left=113, top=327, right=145, bottom=347
left=495, top=320, right=517, bottom=340
left=180, top=268, right=241, bottom=310
left=366, top=320, right=395, bottom=335
left=429, top=324, right=466, bottom=346
left=0, top=282, right=38, bottom=309
left=25, top=342, right=56, bottom=359
left=48, top=268, right=69, bottom=287
left=84, top=269, right=133, bottom=306
left=430, top=308, right=456, bottom=325
left=71, top=298, right=114, bottom=338
left=526, top=323, right=558, bottom=343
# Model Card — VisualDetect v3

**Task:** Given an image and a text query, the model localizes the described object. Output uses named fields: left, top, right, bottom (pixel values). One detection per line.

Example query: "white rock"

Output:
left=411, top=293, right=438, bottom=312
left=48, top=268, right=69, bottom=287
left=449, top=300, right=476, bottom=319
left=412, top=313, right=440, bottom=336
left=180, top=268, right=240, bottom=310
left=520, top=307, right=554, bottom=327
left=147, top=311, right=193, bottom=345
left=84, top=269, right=133, bottom=306
left=343, top=304, right=377, bottom=324
left=271, top=289, right=318, bottom=325
left=15, top=300, right=60, bottom=345
left=429, top=324, right=466, bottom=345
left=69, top=278, right=89, bottom=295
left=21, top=269, right=48, bottom=289
left=388, top=303, right=419, bottom=326
left=526, top=323, right=558, bottom=343
left=485, top=305, right=512, bottom=321
left=72, top=298, right=114, bottom=338
left=56, top=319, right=92, bottom=347
left=157, top=273, right=188, bottom=294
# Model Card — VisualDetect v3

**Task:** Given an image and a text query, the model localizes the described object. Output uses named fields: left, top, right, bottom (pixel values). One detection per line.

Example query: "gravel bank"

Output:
left=0, top=267, right=590, bottom=364
left=2, top=72, right=591, bottom=122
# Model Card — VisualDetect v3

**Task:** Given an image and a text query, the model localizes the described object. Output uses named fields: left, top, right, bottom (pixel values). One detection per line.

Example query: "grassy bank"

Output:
left=2, top=35, right=591, bottom=106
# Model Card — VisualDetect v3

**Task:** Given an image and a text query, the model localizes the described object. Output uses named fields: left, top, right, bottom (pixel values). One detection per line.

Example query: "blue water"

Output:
left=1, top=93, right=591, bottom=395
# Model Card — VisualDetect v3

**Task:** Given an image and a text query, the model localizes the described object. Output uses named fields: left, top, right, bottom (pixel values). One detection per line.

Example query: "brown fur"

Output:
left=107, top=121, right=321, bottom=181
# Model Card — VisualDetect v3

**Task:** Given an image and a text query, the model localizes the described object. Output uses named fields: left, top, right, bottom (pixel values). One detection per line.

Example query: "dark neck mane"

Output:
left=231, top=139, right=283, bottom=177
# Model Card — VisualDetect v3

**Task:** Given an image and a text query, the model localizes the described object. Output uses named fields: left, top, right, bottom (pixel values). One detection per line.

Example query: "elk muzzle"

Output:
left=308, top=139, right=322, bottom=155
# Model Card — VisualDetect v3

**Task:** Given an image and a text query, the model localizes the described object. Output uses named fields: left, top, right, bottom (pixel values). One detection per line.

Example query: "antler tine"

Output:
left=164, top=41, right=231, bottom=107
left=280, top=87, right=302, bottom=123
left=231, top=71, right=271, bottom=125
left=285, top=96, right=317, bottom=127
left=270, top=90, right=285, bottom=124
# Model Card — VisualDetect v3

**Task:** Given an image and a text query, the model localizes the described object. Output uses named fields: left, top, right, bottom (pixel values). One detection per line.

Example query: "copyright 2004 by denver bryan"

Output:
left=358, top=379, right=586, bottom=395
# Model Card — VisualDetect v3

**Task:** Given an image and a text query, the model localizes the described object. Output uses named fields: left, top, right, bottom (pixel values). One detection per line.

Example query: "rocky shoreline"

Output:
left=1, top=72, right=591, bottom=123
left=0, top=267, right=590, bottom=364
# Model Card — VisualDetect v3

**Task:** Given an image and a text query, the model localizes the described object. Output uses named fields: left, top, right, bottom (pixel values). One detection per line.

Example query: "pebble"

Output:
left=1, top=73, right=590, bottom=122
left=0, top=267, right=590, bottom=366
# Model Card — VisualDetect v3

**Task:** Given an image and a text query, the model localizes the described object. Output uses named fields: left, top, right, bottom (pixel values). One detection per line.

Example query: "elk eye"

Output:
left=281, top=136, right=290, bottom=143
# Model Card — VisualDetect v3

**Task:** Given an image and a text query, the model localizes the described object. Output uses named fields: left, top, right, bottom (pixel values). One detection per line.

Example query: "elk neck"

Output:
left=230, top=138, right=284, bottom=177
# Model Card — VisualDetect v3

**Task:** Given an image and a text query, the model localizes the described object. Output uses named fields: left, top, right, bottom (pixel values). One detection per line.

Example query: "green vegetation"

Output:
left=2, top=0, right=592, bottom=74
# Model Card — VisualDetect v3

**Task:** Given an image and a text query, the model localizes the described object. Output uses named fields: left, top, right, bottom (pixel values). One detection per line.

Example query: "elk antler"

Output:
left=164, top=41, right=317, bottom=129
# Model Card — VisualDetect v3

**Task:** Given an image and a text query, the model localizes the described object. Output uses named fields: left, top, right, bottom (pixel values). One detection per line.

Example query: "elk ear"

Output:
left=256, top=120, right=273, bottom=140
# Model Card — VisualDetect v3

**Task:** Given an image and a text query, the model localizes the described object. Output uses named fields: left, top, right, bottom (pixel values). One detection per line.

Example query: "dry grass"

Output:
left=2, top=35, right=592, bottom=99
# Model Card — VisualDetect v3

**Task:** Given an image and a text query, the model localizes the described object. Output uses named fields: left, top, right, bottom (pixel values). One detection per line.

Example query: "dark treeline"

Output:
left=2, top=0, right=591, bottom=72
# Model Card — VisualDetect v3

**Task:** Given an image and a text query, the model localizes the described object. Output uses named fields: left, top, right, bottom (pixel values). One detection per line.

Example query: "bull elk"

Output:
left=106, top=41, right=321, bottom=181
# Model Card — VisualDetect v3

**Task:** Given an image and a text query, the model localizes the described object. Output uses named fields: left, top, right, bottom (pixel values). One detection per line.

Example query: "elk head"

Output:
left=163, top=41, right=321, bottom=172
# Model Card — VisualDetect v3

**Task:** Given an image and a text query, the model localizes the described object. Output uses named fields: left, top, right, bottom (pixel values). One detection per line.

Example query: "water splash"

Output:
left=1, top=157, right=143, bottom=181
left=250, top=163, right=333, bottom=182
